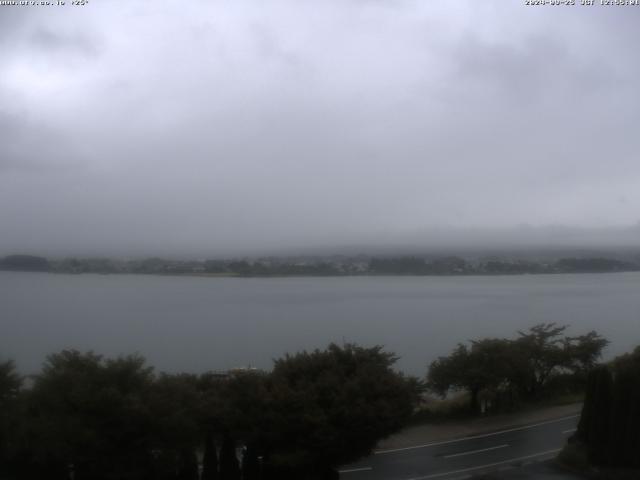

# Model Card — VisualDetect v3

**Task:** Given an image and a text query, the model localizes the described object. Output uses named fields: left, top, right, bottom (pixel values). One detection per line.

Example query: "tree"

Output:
left=0, top=360, right=22, bottom=477
left=177, top=448, right=199, bottom=480
left=515, top=324, right=608, bottom=398
left=576, top=365, right=613, bottom=465
left=201, top=433, right=219, bottom=480
left=427, top=339, right=520, bottom=413
left=148, top=373, right=201, bottom=449
left=262, top=344, right=421, bottom=478
left=427, top=325, right=608, bottom=412
left=241, top=444, right=260, bottom=480
left=0, top=360, right=21, bottom=402
left=563, top=331, right=610, bottom=375
left=428, top=344, right=476, bottom=410
left=575, top=346, right=640, bottom=468
left=214, top=371, right=270, bottom=445
left=22, top=350, right=156, bottom=480
left=608, top=347, right=640, bottom=468
left=219, top=433, right=240, bottom=480
left=515, top=323, right=569, bottom=397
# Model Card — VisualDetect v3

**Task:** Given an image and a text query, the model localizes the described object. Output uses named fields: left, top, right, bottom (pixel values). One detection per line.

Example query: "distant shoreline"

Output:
left=2, top=253, right=639, bottom=278
left=2, top=267, right=639, bottom=280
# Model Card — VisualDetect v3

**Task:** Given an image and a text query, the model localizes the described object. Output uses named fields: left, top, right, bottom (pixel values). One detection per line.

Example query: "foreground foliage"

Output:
left=573, top=346, right=640, bottom=469
left=427, top=323, right=607, bottom=413
left=0, top=344, right=420, bottom=480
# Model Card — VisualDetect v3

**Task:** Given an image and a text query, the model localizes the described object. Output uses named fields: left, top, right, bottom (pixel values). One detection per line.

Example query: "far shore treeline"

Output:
left=1, top=253, right=639, bottom=277
left=2, top=323, right=629, bottom=480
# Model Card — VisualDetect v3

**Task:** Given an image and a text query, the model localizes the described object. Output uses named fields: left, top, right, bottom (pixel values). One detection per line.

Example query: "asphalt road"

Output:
left=339, top=415, right=579, bottom=480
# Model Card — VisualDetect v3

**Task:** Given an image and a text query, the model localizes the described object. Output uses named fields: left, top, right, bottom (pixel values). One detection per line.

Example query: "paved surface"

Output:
left=377, top=404, right=582, bottom=451
left=469, top=459, right=584, bottom=479
left=339, top=414, right=580, bottom=480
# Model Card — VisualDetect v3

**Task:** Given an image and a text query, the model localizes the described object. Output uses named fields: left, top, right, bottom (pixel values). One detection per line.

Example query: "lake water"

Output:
left=1, top=271, right=639, bottom=376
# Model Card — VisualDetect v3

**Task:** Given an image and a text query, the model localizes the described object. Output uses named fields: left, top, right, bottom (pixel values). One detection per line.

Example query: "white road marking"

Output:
left=375, top=414, right=579, bottom=455
left=405, top=448, right=562, bottom=480
left=562, top=428, right=577, bottom=434
left=443, top=444, right=509, bottom=459
left=338, top=466, right=372, bottom=474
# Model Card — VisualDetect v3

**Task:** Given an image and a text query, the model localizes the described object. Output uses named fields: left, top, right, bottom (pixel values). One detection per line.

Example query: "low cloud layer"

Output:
left=1, top=1, right=640, bottom=256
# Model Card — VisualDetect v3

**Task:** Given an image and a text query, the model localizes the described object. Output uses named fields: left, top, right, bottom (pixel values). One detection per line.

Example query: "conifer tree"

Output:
left=202, top=433, right=219, bottom=480
left=219, top=434, right=240, bottom=480
left=577, top=365, right=613, bottom=465
left=576, top=347, right=640, bottom=468
left=177, top=448, right=199, bottom=480
left=608, top=360, right=640, bottom=467
left=241, top=444, right=260, bottom=480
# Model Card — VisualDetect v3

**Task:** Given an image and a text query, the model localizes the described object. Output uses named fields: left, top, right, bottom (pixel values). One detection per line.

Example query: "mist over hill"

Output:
left=2, top=223, right=640, bottom=261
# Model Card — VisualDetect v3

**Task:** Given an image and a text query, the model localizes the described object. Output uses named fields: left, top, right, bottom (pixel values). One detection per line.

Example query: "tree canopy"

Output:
left=575, top=346, right=640, bottom=468
left=427, top=324, right=608, bottom=412
left=0, top=344, right=420, bottom=480
left=262, top=344, right=421, bottom=477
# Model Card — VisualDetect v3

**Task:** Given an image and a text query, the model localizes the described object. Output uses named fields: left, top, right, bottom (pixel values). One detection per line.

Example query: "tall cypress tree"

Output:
left=577, top=365, right=613, bottom=465
left=219, top=434, right=240, bottom=480
left=241, top=444, right=259, bottom=480
left=202, top=433, right=219, bottom=480
left=609, top=364, right=640, bottom=467
left=577, top=349, right=640, bottom=468
left=624, top=370, right=640, bottom=468
left=177, top=448, right=199, bottom=480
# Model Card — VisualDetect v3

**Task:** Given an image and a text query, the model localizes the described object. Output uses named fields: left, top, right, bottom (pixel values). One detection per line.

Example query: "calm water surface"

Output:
left=1, top=272, right=639, bottom=375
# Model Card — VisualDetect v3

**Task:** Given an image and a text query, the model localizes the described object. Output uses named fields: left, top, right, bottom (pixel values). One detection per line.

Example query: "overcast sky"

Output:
left=1, top=0, right=640, bottom=256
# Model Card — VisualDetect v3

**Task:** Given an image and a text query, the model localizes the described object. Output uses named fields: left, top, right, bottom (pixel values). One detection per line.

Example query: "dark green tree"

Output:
left=216, top=371, right=270, bottom=445
left=148, top=373, right=201, bottom=448
left=21, top=351, right=155, bottom=480
left=574, top=346, right=640, bottom=468
left=563, top=331, right=609, bottom=375
left=0, top=360, right=22, bottom=477
left=219, top=433, right=240, bottom=480
left=427, top=339, right=520, bottom=413
left=241, top=444, right=260, bottom=480
left=0, top=360, right=21, bottom=402
left=201, top=433, right=219, bottom=480
left=428, top=325, right=608, bottom=412
left=576, top=365, right=613, bottom=465
left=177, top=448, right=199, bottom=480
left=428, top=344, right=477, bottom=410
left=262, top=343, right=421, bottom=478
left=514, top=324, right=607, bottom=398
left=515, top=323, right=569, bottom=397
left=608, top=347, right=640, bottom=468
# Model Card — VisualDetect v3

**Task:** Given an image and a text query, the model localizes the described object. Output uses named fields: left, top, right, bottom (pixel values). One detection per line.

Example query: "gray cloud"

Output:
left=1, top=0, right=640, bottom=256
left=28, top=28, right=101, bottom=58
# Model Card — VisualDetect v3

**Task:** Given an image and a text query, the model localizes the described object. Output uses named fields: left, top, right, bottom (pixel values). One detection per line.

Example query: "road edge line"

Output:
left=443, top=443, right=509, bottom=459
left=375, top=414, right=579, bottom=454
left=406, top=448, right=562, bottom=480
